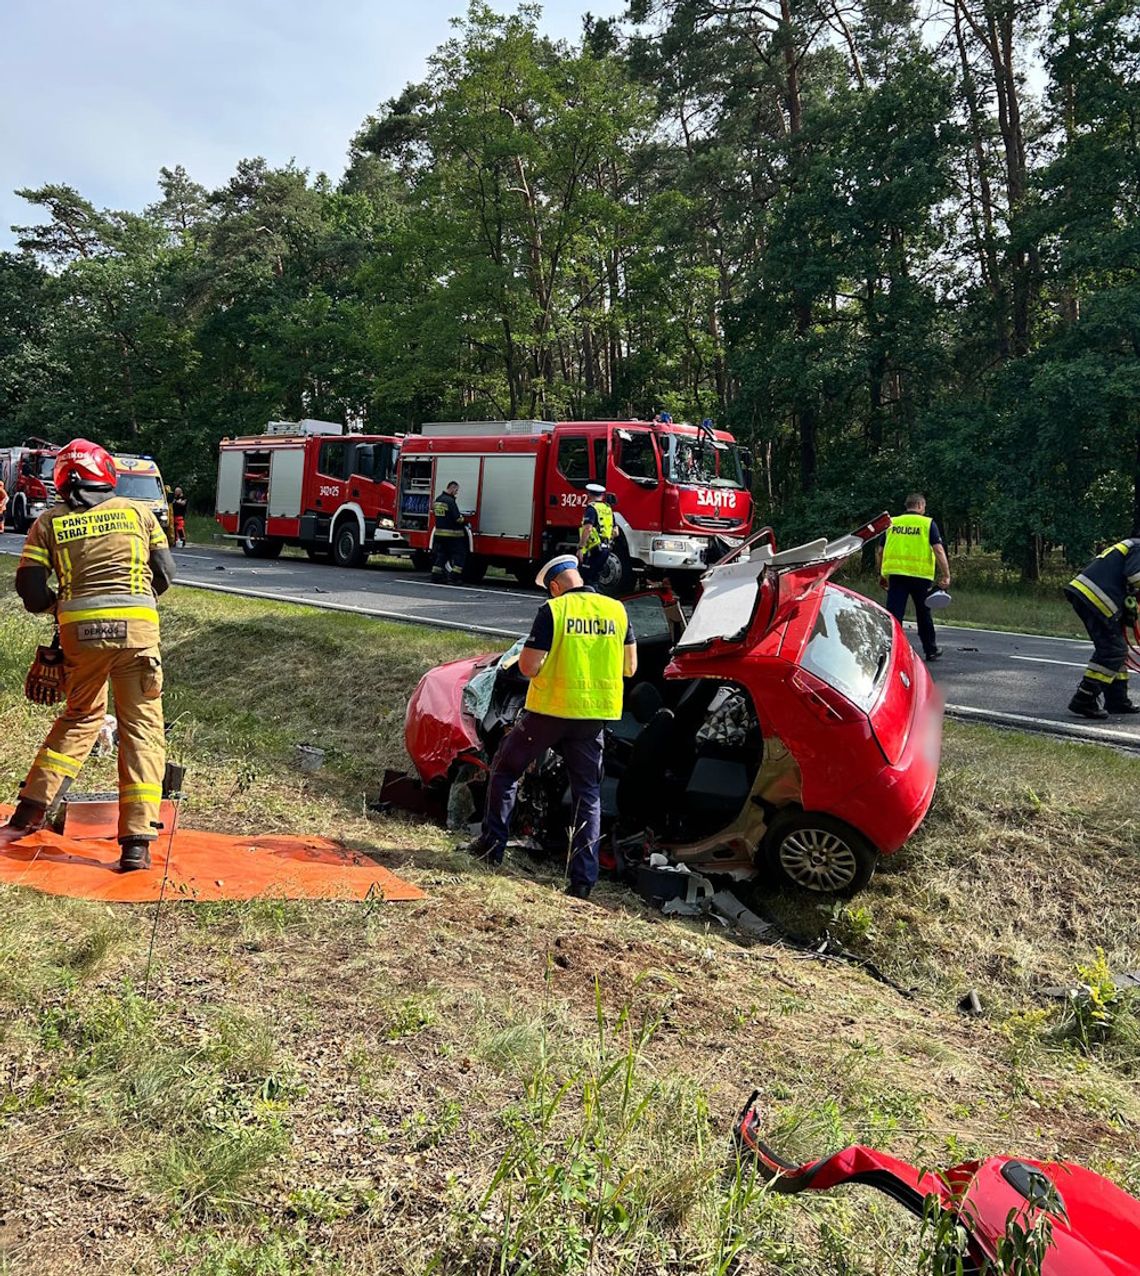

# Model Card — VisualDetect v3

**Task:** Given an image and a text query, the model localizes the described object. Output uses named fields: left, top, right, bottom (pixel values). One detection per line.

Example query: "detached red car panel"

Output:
left=736, top=1093, right=1140, bottom=1274
left=404, top=516, right=943, bottom=895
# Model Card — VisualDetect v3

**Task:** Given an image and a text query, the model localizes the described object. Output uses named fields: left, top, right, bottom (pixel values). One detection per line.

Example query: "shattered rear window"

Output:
left=799, top=588, right=893, bottom=712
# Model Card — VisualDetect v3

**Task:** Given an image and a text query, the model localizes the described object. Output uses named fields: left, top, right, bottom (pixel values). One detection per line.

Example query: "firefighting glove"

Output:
left=25, top=631, right=66, bottom=706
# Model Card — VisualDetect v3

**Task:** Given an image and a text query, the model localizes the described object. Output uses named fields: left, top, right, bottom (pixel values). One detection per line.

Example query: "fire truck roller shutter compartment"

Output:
left=269, top=447, right=305, bottom=519
left=478, top=455, right=537, bottom=538
left=433, top=457, right=482, bottom=521
left=216, top=449, right=244, bottom=517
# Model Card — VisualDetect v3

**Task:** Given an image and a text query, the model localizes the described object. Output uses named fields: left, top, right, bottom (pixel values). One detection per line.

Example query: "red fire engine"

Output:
left=0, top=438, right=60, bottom=532
left=215, top=420, right=405, bottom=566
left=395, top=419, right=753, bottom=588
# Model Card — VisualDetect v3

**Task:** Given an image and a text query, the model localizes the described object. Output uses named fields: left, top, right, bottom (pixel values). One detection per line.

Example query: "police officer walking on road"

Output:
left=464, top=554, right=637, bottom=899
left=878, top=494, right=952, bottom=662
left=578, top=483, right=615, bottom=587
left=1065, top=536, right=1140, bottom=719
left=431, top=480, right=468, bottom=585
left=0, top=439, right=175, bottom=871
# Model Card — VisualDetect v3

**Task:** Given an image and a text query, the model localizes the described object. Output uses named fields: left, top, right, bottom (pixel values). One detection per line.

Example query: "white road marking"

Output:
left=175, top=578, right=522, bottom=639
left=945, top=703, right=1140, bottom=747
left=903, top=620, right=1087, bottom=646
left=1009, top=655, right=1086, bottom=669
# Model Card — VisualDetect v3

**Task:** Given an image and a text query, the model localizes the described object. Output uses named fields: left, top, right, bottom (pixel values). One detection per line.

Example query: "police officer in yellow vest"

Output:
left=877, top=493, right=952, bottom=662
left=577, top=483, right=615, bottom=587
left=0, top=439, right=175, bottom=871
left=465, top=554, right=637, bottom=898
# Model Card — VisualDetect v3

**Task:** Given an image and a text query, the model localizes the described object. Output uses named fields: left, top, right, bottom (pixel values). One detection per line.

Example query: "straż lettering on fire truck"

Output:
left=696, top=489, right=737, bottom=510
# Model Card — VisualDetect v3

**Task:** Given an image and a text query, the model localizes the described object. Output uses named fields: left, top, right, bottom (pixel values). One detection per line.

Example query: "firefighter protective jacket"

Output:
left=18, top=497, right=172, bottom=652
left=433, top=491, right=465, bottom=536
left=1069, top=538, right=1140, bottom=620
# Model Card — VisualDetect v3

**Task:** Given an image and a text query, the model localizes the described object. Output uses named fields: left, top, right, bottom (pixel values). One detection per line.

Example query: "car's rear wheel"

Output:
left=763, top=812, right=877, bottom=896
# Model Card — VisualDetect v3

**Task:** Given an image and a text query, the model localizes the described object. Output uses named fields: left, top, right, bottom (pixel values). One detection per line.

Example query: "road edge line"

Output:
left=945, top=703, right=1140, bottom=751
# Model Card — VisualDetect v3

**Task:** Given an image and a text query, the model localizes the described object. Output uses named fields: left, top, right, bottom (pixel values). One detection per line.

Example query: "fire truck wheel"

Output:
left=460, top=556, right=487, bottom=584
left=10, top=498, right=28, bottom=534
left=597, top=539, right=634, bottom=597
left=240, top=515, right=283, bottom=559
left=332, top=519, right=367, bottom=568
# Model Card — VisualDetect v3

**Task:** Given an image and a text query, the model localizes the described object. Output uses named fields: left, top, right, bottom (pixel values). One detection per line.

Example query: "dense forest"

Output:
left=0, top=0, right=1137, bottom=572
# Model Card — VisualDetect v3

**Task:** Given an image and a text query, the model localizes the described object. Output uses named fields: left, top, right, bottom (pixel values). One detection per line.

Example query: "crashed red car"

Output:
left=402, top=515, right=943, bottom=895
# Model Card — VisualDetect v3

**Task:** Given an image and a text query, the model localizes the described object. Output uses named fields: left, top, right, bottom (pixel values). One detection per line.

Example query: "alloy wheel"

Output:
left=778, top=827, right=859, bottom=892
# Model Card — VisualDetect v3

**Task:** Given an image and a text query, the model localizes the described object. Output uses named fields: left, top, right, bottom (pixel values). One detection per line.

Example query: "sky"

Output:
left=0, top=0, right=595, bottom=248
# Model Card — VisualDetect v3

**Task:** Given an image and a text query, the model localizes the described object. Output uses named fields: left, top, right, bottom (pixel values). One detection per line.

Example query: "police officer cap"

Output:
left=585, top=483, right=606, bottom=496
left=535, top=554, right=579, bottom=590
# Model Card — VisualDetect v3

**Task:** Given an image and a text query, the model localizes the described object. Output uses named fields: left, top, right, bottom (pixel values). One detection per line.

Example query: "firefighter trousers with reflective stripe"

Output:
left=21, top=645, right=166, bottom=842
left=1066, top=589, right=1128, bottom=693
left=431, top=534, right=467, bottom=580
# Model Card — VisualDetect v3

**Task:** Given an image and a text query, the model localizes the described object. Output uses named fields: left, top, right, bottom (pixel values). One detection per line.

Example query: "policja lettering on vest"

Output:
left=565, top=614, right=618, bottom=635
left=462, top=554, right=637, bottom=899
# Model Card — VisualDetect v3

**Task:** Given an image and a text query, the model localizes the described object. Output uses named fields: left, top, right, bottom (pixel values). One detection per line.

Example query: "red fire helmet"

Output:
left=54, top=439, right=117, bottom=491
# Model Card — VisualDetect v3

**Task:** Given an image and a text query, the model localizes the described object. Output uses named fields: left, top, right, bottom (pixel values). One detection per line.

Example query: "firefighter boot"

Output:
left=0, top=797, right=47, bottom=843
left=1104, top=682, right=1140, bottom=715
left=1068, top=687, right=1109, bottom=720
left=118, top=839, right=153, bottom=872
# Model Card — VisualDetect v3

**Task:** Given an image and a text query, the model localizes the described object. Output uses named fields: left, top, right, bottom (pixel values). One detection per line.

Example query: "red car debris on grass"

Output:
left=735, top=1092, right=1140, bottom=1274
left=402, top=515, right=943, bottom=896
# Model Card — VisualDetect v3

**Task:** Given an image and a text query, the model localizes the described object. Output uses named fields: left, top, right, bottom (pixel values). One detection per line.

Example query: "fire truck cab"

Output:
left=215, top=420, right=404, bottom=566
left=0, top=439, right=60, bottom=533
left=396, top=419, right=753, bottom=588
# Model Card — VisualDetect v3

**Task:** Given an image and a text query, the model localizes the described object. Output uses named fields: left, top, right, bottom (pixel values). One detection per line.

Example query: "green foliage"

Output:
left=0, top=0, right=1137, bottom=558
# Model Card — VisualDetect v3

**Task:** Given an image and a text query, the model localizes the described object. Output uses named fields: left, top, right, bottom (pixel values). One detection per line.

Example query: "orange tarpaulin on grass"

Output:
left=0, top=806, right=425, bottom=904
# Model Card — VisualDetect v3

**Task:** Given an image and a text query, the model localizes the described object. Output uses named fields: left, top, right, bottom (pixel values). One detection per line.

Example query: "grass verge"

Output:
left=0, top=566, right=1137, bottom=1274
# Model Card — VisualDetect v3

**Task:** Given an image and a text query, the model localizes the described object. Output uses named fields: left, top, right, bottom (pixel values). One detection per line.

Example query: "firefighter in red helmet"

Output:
left=0, top=439, right=176, bottom=870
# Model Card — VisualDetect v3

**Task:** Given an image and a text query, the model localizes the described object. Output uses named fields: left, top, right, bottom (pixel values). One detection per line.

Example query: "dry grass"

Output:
left=0, top=567, right=1138, bottom=1275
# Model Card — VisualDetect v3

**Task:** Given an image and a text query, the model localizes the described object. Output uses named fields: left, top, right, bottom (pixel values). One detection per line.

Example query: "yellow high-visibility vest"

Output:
left=881, top=514, right=936, bottom=580
left=581, top=501, right=614, bottom=554
left=525, top=590, right=628, bottom=720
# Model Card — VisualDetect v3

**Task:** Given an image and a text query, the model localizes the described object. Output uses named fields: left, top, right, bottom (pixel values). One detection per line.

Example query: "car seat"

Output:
left=609, top=681, right=665, bottom=745
left=615, top=707, right=677, bottom=829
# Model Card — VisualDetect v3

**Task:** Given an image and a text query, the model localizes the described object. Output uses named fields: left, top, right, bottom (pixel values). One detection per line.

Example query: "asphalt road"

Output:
left=2, top=531, right=1138, bottom=751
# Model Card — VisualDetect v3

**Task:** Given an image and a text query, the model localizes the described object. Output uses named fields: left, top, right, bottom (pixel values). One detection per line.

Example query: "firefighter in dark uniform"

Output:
left=0, top=439, right=176, bottom=870
left=464, top=554, right=637, bottom=898
left=431, top=480, right=468, bottom=584
left=577, top=483, right=615, bottom=587
left=1065, top=537, right=1140, bottom=718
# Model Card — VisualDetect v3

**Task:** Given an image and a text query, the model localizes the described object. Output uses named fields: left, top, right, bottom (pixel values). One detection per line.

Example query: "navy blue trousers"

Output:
left=483, top=710, right=605, bottom=888
left=579, top=546, right=611, bottom=587
left=886, top=575, right=938, bottom=656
